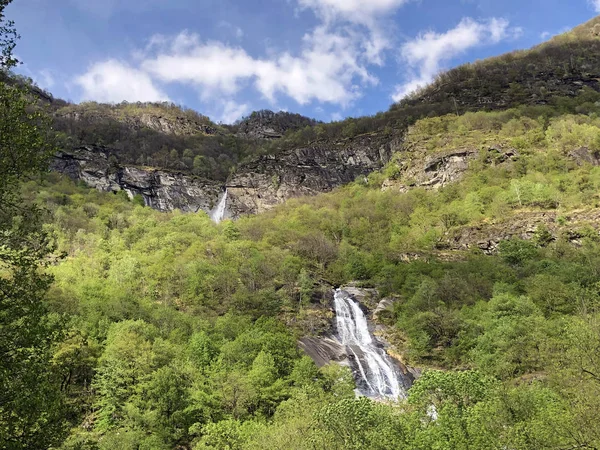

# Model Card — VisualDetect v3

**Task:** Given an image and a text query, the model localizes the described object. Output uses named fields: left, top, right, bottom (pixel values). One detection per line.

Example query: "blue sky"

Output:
left=6, top=0, right=600, bottom=123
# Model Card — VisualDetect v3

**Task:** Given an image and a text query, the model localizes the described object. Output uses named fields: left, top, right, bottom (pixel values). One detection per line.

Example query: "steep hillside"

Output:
left=391, top=16, right=600, bottom=116
left=46, top=18, right=600, bottom=218
left=50, top=102, right=249, bottom=180
left=32, top=102, right=600, bottom=449
left=54, top=101, right=219, bottom=137
left=227, top=130, right=401, bottom=215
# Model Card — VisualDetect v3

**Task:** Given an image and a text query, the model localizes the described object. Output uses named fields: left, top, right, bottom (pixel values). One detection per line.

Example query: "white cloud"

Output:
left=141, top=25, right=377, bottom=106
left=71, top=0, right=411, bottom=114
left=589, top=0, right=600, bottom=12
left=217, top=100, right=251, bottom=124
left=74, top=60, right=169, bottom=103
left=392, top=18, right=521, bottom=101
left=298, top=0, right=407, bottom=65
left=142, top=42, right=256, bottom=97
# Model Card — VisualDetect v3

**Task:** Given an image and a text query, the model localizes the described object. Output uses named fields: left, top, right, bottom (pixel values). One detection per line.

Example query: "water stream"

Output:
left=211, top=189, right=228, bottom=223
left=333, top=289, right=405, bottom=400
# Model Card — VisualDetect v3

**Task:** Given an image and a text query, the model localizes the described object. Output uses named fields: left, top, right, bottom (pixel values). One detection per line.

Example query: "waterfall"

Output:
left=211, top=189, right=228, bottom=223
left=333, top=289, right=405, bottom=400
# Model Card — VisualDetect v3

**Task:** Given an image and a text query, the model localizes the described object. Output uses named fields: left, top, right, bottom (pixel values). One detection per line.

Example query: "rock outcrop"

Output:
left=54, top=109, right=217, bottom=137
left=298, top=337, right=347, bottom=368
left=52, top=132, right=398, bottom=217
left=227, top=133, right=399, bottom=215
left=383, top=146, right=519, bottom=194
left=53, top=146, right=223, bottom=213
left=444, top=209, right=600, bottom=254
left=235, top=110, right=319, bottom=140
left=570, top=147, right=600, bottom=166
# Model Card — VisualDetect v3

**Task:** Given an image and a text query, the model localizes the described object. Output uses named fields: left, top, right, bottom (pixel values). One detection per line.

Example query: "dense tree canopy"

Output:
left=16, top=100, right=600, bottom=448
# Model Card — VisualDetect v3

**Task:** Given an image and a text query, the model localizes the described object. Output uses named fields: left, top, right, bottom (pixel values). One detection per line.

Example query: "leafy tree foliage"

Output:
left=0, top=2, right=65, bottom=447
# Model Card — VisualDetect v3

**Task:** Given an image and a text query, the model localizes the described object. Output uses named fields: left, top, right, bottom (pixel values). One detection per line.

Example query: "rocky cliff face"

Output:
left=52, top=131, right=398, bottom=217
left=52, top=146, right=223, bottom=213
left=227, top=133, right=399, bottom=215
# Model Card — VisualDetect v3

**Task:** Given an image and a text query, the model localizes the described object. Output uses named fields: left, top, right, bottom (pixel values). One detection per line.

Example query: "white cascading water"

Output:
left=333, top=289, right=404, bottom=400
left=211, top=189, right=228, bottom=223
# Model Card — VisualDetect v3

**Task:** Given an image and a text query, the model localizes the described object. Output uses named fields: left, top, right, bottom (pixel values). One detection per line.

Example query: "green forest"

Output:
left=3, top=2, right=600, bottom=449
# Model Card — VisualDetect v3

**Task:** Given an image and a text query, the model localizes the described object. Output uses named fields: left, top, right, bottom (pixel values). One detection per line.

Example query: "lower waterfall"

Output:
left=333, top=289, right=405, bottom=400
left=211, top=189, right=228, bottom=223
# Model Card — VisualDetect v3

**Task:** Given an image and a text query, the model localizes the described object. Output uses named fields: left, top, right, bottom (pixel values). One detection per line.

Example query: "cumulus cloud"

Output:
left=298, top=0, right=406, bottom=65
left=392, top=18, right=522, bottom=101
left=72, top=0, right=409, bottom=110
left=75, top=60, right=169, bottom=103
left=132, top=0, right=406, bottom=106
left=141, top=25, right=376, bottom=106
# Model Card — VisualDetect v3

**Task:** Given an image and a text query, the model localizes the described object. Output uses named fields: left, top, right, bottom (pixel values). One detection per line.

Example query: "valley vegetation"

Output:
left=3, top=3, right=600, bottom=449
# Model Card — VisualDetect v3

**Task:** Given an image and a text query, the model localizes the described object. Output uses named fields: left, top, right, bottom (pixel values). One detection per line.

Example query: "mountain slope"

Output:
left=391, top=16, right=600, bottom=116
left=37, top=102, right=600, bottom=449
left=39, top=18, right=600, bottom=217
left=18, top=15, right=600, bottom=450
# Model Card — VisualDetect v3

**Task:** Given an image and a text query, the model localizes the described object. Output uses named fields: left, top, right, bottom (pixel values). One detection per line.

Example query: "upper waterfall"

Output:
left=211, top=189, right=228, bottom=223
left=333, top=289, right=405, bottom=400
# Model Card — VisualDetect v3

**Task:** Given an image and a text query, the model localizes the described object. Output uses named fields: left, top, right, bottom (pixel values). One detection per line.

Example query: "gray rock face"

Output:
left=445, top=209, right=600, bottom=254
left=227, top=134, right=399, bottom=215
left=52, top=133, right=399, bottom=218
left=52, top=146, right=223, bottom=213
left=135, top=113, right=217, bottom=136
left=570, top=147, right=600, bottom=166
left=298, top=337, right=348, bottom=368
left=382, top=149, right=477, bottom=193
left=383, top=146, right=518, bottom=193
left=373, top=298, right=396, bottom=321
